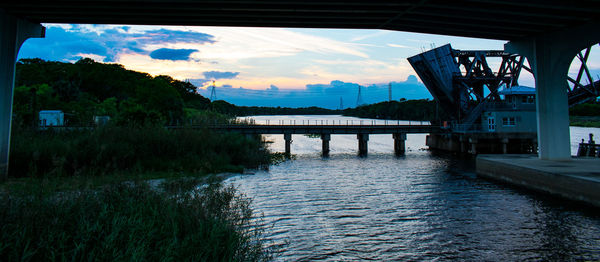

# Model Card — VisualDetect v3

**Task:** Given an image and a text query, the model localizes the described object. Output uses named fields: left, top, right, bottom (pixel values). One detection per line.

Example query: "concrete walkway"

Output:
left=476, top=154, right=600, bottom=207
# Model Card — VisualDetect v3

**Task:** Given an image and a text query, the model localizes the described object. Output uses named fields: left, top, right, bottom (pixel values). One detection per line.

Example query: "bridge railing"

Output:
left=231, top=118, right=432, bottom=126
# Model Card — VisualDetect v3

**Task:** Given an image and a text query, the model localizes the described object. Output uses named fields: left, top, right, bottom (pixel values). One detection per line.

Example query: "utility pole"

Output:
left=356, top=85, right=364, bottom=107
left=388, top=82, right=392, bottom=101
left=209, top=80, right=217, bottom=101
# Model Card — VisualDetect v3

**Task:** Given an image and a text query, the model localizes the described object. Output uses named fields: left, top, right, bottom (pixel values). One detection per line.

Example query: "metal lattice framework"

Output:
left=453, top=50, right=529, bottom=102
left=410, top=43, right=599, bottom=129
left=568, top=43, right=600, bottom=106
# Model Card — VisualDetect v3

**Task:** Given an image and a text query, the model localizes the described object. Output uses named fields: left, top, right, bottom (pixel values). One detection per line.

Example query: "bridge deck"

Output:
left=186, top=124, right=443, bottom=135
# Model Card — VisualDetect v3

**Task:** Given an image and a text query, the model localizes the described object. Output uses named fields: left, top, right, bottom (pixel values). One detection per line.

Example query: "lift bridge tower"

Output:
left=408, top=44, right=599, bottom=131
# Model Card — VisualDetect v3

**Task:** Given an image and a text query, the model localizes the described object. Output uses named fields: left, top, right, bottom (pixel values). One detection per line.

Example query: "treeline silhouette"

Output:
left=342, top=100, right=449, bottom=122
left=14, top=58, right=342, bottom=126
left=15, top=58, right=452, bottom=126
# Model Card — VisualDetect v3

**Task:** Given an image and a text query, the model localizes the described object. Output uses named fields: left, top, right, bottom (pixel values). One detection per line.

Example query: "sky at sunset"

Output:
left=17, top=24, right=598, bottom=109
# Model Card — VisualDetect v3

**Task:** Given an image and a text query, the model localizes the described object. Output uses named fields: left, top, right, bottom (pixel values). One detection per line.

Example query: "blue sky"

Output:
left=18, top=24, right=598, bottom=109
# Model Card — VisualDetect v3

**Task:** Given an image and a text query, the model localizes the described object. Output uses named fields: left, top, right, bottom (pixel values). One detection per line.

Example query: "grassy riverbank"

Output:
left=9, top=125, right=269, bottom=178
left=570, top=116, right=600, bottom=128
left=2, top=125, right=274, bottom=261
left=0, top=179, right=272, bottom=261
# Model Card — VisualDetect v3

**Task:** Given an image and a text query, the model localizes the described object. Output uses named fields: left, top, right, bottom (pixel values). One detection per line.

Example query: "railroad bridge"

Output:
left=0, top=1, right=599, bottom=179
left=204, top=122, right=440, bottom=157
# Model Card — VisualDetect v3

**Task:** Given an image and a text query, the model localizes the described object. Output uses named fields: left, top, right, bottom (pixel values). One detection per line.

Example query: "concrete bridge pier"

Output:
left=284, top=133, right=292, bottom=158
left=505, top=21, right=599, bottom=160
left=321, top=133, right=331, bottom=157
left=393, top=133, right=406, bottom=156
left=0, top=13, right=45, bottom=180
left=357, top=133, right=369, bottom=156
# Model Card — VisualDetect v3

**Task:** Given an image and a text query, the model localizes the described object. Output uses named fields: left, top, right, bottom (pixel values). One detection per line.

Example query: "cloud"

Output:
left=203, top=71, right=240, bottom=80
left=267, top=84, right=279, bottom=91
left=18, top=25, right=216, bottom=62
left=150, top=48, right=198, bottom=61
left=387, top=43, right=416, bottom=49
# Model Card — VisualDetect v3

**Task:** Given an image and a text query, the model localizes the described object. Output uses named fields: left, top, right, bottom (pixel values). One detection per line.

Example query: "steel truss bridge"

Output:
left=408, top=43, right=600, bottom=131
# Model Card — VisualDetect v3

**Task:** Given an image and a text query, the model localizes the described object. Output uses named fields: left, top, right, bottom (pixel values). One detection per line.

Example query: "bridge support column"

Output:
left=0, top=12, right=44, bottom=180
left=357, top=133, right=369, bottom=156
left=321, top=133, right=330, bottom=157
left=505, top=21, right=599, bottom=160
left=393, top=133, right=406, bottom=156
left=284, top=133, right=292, bottom=158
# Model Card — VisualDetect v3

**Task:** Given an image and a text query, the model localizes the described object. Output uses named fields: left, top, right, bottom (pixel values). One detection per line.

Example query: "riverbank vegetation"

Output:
left=7, top=58, right=276, bottom=261
left=0, top=179, right=272, bottom=261
left=342, top=99, right=449, bottom=122
left=570, top=102, right=600, bottom=127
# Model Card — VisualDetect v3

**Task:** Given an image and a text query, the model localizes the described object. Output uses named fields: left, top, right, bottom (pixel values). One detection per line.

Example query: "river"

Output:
left=227, top=115, right=600, bottom=261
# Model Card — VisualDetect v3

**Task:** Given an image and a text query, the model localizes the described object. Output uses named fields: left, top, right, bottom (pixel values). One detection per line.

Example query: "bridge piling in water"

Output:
left=321, top=133, right=331, bottom=157
left=393, top=133, right=406, bottom=156
left=357, top=134, right=369, bottom=156
left=284, top=133, right=292, bottom=158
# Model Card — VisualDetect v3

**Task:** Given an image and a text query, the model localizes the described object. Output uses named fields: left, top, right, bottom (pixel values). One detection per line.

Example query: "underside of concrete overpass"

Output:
left=1, top=1, right=599, bottom=40
left=0, top=1, right=599, bottom=178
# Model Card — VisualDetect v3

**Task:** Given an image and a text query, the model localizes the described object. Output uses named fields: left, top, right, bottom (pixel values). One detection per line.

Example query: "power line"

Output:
left=209, top=80, right=217, bottom=101
left=356, top=85, right=364, bottom=107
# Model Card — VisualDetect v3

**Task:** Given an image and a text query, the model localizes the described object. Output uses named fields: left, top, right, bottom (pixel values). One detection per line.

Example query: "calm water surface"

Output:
left=227, top=115, right=600, bottom=261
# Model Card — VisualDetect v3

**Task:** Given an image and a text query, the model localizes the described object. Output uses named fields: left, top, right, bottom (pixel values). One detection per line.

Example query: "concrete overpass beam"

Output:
left=505, top=21, right=600, bottom=160
left=0, top=12, right=44, bottom=180
left=321, top=133, right=331, bottom=157
left=393, top=133, right=406, bottom=156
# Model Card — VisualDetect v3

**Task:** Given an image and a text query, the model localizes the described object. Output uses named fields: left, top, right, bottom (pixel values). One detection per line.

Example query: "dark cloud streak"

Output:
left=202, top=71, right=240, bottom=80
left=150, top=48, right=198, bottom=61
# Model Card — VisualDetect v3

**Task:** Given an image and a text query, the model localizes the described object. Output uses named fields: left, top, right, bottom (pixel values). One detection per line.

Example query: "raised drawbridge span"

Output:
left=408, top=43, right=600, bottom=131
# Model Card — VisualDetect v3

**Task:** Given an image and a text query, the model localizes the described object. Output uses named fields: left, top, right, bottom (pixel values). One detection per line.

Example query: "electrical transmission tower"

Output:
left=388, top=82, right=392, bottom=101
left=356, top=85, right=364, bottom=107
left=209, top=80, right=217, bottom=101
left=339, top=96, right=344, bottom=110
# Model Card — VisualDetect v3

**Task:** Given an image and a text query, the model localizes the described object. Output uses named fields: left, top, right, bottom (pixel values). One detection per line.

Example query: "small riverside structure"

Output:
left=39, top=110, right=64, bottom=127
left=426, top=86, right=538, bottom=154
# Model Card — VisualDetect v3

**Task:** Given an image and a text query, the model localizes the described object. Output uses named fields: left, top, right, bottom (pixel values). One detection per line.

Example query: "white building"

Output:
left=39, top=110, right=64, bottom=127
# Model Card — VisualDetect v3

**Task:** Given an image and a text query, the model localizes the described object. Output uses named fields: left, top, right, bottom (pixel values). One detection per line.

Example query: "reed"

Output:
left=9, top=125, right=270, bottom=178
left=0, top=180, right=272, bottom=261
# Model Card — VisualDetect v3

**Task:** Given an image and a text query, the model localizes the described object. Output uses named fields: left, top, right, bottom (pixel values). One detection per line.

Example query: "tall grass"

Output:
left=0, top=180, right=272, bottom=261
left=9, top=126, right=270, bottom=178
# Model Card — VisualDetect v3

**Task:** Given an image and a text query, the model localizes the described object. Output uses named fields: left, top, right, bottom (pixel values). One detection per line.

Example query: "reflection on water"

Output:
left=227, top=115, right=600, bottom=261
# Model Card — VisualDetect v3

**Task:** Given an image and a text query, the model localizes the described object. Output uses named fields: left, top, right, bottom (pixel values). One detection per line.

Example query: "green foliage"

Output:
left=570, top=116, right=600, bottom=127
left=570, top=102, right=600, bottom=116
left=14, top=58, right=205, bottom=127
left=0, top=181, right=272, bottom=261
left=9, top=126, right=270, bottom=178
left=343, top=99, right=449, bottom=121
